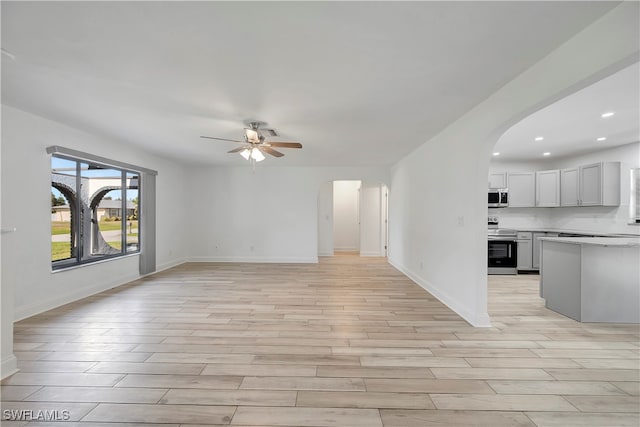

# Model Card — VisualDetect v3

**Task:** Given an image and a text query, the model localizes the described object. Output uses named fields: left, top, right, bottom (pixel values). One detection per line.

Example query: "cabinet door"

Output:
left=561, top=168, right=579, bottom=206
left=536, top=170, right=560, bottom=207
left=580, top=163, right=602, bottom=206
left=488, top=172, right=507, bottom=189
left=507, top=172, right=535, bottom=207
left=517, top=239, right=532, bottom=270
left=532, top=232, right=546, bottom=269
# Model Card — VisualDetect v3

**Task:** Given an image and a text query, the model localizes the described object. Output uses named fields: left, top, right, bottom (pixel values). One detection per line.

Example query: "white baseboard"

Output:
left=318, top=251, right=334, bottom=257
left=153, top=257, right=187, bottom=275
left=1, top=354, right=18, bottom=380
left=14, top=257, right=188, bottom=321
left=188, top=256, right=319, bottom=264
left=388, top=257, right=491, bottom=327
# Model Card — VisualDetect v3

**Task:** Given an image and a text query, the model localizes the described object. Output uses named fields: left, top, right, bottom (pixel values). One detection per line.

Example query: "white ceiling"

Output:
left=493, top=61, right=640, bottom=162
left=1, top=2, right=620, bottom=166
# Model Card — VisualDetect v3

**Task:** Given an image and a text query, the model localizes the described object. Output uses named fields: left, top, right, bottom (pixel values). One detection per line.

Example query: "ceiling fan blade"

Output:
left=227, top=147, right=247, bottom=153
left=200, top=136, right=243, bottom=143
left=266, top=142, right=302, bottom=149
left=261, top=147, right=285, bottom=158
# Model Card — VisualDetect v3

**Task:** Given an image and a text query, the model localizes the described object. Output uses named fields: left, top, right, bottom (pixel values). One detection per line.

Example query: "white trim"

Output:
left=16, top=257, right=187, bottom=321
left=154, top=257, right=187, bottom=275
left=388, top=258, right=492, bottom=327
left=14, top=271, right=141, bottom=321
left=46, top=145, right=157, bottom=175
left=51, top=252, right=140, bottom=273
left=188, top=256, right=319, bottom=264
left=318, top=251, right=334, bottom=257
left=1, top=354, right=19, bottom=380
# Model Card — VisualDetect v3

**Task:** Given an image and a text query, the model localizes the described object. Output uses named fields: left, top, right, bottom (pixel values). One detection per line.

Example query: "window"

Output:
left=51, top=154, right=140, bottom=269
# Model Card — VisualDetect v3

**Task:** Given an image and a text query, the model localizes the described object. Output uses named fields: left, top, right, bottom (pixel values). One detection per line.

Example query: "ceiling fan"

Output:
left=201, top=121, right=302, bottom=162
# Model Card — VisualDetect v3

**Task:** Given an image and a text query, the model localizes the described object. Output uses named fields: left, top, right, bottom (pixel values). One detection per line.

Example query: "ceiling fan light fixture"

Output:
left=251, top=148, right=265, bottom=162
left=240, top=148, right=251, bottom=160
left=244, top=128, right=260, bottom=144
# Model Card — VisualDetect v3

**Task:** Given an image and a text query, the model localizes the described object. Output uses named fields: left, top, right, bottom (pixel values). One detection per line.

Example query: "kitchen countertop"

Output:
left=511, top=228, right=639, bottom=238
left=539, top=236, right=640, bottom=247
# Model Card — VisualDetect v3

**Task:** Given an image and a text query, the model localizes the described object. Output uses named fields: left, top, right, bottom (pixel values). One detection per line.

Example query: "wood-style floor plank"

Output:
left=380, top=409, right=536, bottom=427
left=1, top=257, right=638, bottom=426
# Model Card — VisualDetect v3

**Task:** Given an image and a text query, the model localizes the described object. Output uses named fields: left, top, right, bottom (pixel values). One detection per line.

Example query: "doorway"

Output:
left=318, top=180, right=388, bottom=257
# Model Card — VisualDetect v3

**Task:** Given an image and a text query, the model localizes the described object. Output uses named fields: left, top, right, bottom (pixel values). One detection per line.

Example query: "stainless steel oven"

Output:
left=488, top=229, right=517, bottom=274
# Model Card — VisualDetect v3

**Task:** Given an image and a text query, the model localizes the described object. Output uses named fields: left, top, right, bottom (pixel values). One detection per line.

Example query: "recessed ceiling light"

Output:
left=535, top=136, right=544, bottom=141
left=543, top=152, right=551, bottom=156
left=597, top=137, right=607, bottom=141
left=601, top=112, right=615, bottom=118
left=492, top=152, right=500, bottom=156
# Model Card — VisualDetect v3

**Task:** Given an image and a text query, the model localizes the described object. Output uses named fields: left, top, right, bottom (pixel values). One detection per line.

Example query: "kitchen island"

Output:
left=540, top=236, right=640, bottom=323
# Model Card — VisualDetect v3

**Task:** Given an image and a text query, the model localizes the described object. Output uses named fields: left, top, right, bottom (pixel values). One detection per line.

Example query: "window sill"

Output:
left=51, top=252, right=140, bottom=274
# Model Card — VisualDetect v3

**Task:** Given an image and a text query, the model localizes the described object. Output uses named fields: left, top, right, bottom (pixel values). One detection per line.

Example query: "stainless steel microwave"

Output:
left=488, top=188, right=508, bottom=208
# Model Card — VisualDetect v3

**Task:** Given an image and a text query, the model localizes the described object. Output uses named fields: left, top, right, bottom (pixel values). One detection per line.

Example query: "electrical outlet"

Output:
left=457, top=216, right=464, bottom=226
left=420, top=261, right=424, bottom=270
left=250, top=245, right=254, bottom=252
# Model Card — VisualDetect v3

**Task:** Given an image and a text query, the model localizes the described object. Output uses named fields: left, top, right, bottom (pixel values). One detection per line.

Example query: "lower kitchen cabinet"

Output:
left=514, top=231, right=559, bottom=272
left=533, top=232, right=559, bottom=269
left=516, top=232, right=533, bottom=270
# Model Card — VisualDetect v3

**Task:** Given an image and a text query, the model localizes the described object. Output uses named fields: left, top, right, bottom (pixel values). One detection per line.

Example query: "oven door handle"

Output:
left=508, top=245, right=511, bottom=258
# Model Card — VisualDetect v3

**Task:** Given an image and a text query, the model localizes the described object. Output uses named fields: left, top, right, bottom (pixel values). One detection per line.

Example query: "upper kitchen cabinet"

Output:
left=536, top=170, right=560, bottom=207
left=580, top=162, right=620, bottom=206
left=562, top=162, right=620, bottom=207
left=489, top=172, right=507, bottom=189
left=507, top=172, right=535, bottom=207
left=560, top=167, right=579, bottom=206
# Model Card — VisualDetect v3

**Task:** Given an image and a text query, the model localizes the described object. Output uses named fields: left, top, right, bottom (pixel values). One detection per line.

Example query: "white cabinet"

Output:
left=580, top=163, right=602, bottom=206
left=560, top=168, right=579, bottom=206
left=489, top=172, right=507, bottom=189
left=516, top=232, right=533, bottom=270
left=533, top=231, right=558, bottom=269
left=507, top=172, right=535, bottom=207
left=498, top=162, right=619, bottom=209
left=561, top=162, right=620, bottom=207
left=579, top=162, right=620, bottom=206
left=536, top=170, right=560, bottom=207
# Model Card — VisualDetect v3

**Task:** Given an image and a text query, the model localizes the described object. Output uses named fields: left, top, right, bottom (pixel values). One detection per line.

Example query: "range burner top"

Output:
left=488, top=229, right=517, bottom=240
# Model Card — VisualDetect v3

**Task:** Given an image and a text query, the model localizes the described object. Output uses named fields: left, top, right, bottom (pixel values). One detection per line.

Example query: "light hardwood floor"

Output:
left=2, top=255, right=639, bottom=426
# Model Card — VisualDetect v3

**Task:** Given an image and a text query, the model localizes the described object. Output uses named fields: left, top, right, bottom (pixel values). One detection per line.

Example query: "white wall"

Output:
left=360, top=182, right=387, bottom=257
left=186, top=167, right=388, bottom=263
left=1, top=116, right=18, bottom=379
left=333, top=181, right=361, bottom=251
left=488, top=143, right=640, bottom=234
left=1, top=106, right=189, bottom=322
left=389, top=3, right=639, bottom=326
left=317, top=181, right=334, bottom=256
